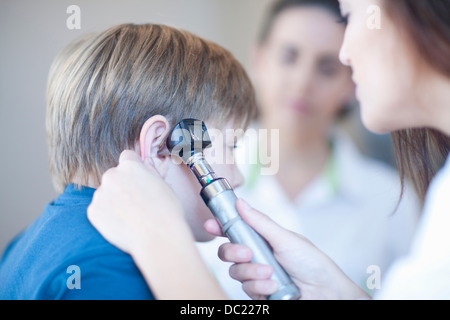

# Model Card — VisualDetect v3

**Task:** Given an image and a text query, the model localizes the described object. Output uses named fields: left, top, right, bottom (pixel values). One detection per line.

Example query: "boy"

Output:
left=0, top=23, right=256, bottom=299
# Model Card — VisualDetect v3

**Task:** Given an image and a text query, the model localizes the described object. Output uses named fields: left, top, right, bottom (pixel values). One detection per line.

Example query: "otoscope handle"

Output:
left=201, top=179, right=301, bottom=300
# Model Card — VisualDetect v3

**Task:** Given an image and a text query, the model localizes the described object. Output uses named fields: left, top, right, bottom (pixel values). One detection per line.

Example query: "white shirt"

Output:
left=376, top=154, right=450, bottom=299
left=196, top=132, right=420, bottom=299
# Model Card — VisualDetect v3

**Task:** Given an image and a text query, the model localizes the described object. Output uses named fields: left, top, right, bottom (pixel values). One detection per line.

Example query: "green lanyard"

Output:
left=324, top=139, right=339, bottom=195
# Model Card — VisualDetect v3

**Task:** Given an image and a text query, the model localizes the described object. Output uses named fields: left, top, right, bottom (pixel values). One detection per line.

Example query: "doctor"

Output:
left=195, top=0, right=419, bottom=299
left=88, top=0, right=450, bottom=299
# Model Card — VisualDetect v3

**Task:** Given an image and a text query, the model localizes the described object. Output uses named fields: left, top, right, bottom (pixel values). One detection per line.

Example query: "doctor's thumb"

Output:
left=236, top=199, right=289, bottom=249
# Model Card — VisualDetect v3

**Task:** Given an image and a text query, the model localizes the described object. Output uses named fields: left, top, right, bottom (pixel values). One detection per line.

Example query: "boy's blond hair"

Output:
left=46, top=23, right=256, bottom=192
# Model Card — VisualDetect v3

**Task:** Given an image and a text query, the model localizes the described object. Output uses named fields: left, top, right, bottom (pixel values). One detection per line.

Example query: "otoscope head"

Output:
left=166, top=119, right=212, bottom=163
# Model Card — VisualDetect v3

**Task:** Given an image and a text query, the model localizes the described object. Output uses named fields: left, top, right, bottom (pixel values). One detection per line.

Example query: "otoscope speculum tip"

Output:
left=166, top=119, right=212, bottom=162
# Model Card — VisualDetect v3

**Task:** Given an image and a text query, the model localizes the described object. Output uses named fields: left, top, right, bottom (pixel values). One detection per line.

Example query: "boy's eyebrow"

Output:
left=225, top=128, right=245, bottom=146
left=228, top=135, right=239, bottom=146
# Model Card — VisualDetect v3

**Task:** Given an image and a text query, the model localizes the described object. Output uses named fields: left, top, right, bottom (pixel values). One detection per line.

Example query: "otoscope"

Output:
left=166, top=119, right=301, bottom=300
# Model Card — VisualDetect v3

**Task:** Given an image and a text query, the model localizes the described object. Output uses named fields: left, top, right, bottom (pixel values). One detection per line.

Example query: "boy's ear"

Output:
left=138, top=115, right=171, bottom=177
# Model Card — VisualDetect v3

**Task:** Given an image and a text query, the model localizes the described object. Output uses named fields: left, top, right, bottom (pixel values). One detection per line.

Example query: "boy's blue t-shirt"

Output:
left=0, top=184, right=154, bottom=300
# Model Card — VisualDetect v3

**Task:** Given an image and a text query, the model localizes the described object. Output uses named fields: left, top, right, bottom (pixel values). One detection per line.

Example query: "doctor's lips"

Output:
left=287, top=100, right=313, bottom=115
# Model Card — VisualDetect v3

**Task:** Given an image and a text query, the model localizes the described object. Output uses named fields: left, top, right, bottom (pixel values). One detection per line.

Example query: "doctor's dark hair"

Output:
left=46, top=23, right=256, bottom=192
left=384, top=0, right=450, bottom=204
left=258, top=0, right=342, bottom=44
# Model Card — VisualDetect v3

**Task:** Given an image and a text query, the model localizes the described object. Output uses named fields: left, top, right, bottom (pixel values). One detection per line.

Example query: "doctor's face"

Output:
left=338, top=0, right=428, bottom=133
left=252, top=6, right=354, bottom=134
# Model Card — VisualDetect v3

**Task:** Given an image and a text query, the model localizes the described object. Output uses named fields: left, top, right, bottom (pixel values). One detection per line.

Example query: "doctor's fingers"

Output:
left=242, top=280, right=279, bottom=300
left=229, top=262, right=274, bottom=281
left=218, top=243, right=253, bottom=263
left=204, top=218, right=223, bottom=237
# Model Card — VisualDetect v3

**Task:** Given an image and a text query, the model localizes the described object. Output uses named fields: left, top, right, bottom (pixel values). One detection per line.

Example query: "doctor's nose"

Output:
left=339, top=35, right=351, bottom=67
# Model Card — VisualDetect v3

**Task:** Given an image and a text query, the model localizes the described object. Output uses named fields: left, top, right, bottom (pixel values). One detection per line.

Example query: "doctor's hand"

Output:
left=87, top=150, right=185, bottom=255
left=88, top=150, right=227, bottom=299
left=205, top=199, right=369, bottom=300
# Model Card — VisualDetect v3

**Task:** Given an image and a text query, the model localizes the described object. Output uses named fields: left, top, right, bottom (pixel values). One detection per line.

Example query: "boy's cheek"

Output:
left=164, top=146, right=229, bottom=241
left=164, top=163, right=203, bottom=207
